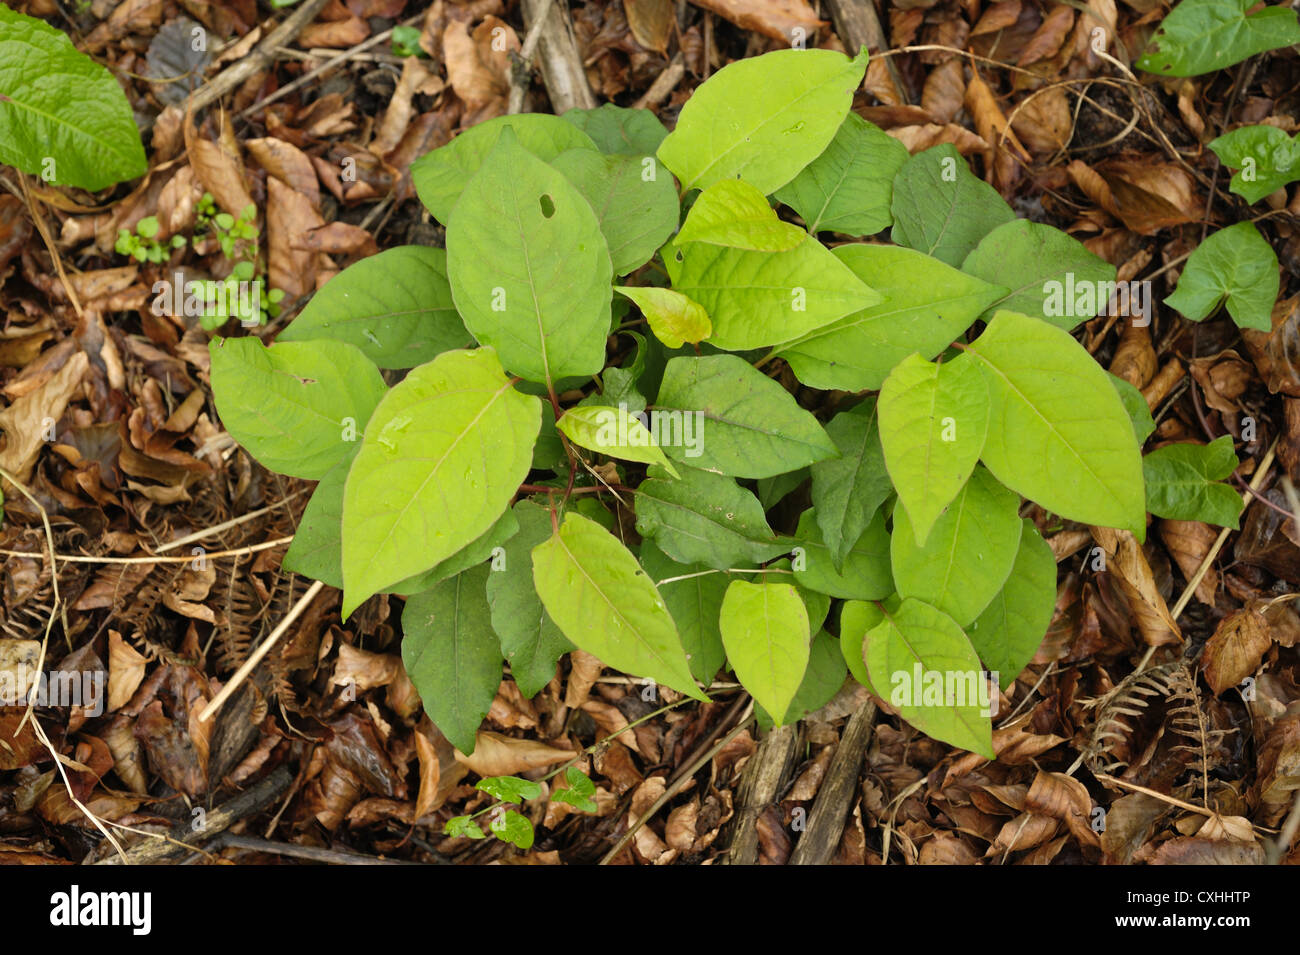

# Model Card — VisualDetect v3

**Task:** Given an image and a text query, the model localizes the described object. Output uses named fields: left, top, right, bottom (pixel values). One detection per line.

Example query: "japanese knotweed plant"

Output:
left=211, top=47, right=1159, bottom=762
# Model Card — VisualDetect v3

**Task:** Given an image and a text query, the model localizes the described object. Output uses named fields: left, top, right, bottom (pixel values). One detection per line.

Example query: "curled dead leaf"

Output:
left=1201, top=607, right=1271, bottom=696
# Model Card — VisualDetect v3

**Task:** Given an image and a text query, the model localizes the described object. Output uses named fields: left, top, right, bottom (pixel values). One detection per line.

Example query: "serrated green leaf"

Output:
left=556, top=404, right=679, bottom=477
left=1136, top=0, right=1300, bottom=77
left=639, top=540, right=731, bottom=684
left=445, top=129, right=612, bottom=384
left=614, top=286, right=711, bottom=349
left=635, top=465, right=790, bottom=569
left=341, top=348, right=541, bottom=616
left=1143, top=435, right=1245, bottom=529
left=209, top=337, right=384, bottom=480
left=864, top=597, right=994, bottom=757
left=1208, top=125, right=1300, bottom=204
left=401, top=565, right=502, bottom=754
left=653, top=354, right=838, bottom=478
left=967, top=519, right=1056, bottom=684
left=675, top=179, right=806, bottom=251
left=890, top=144, right=1015, bottom=267
left=412, top=113, right=598, bottom=223
left=774, top=113, right=908, bottom=236
left=966, top=310, right=1145, bottom=535
left=278, top=247, right=471, bottom=369
left=664, top=233, right=880, bottom=351
left=890, top=465, right=1021, bottom=626
left=719, top=579, right=810, bottom=723
left=756, top=629, right=846, bottom=729
left=0, top=5, right=147, bottom=190
left=549, top=149, right=679, bottom=275
left=878, top=351, right=989, bottom=545
left=810, top=398, right=893, bottom=570
left=1110, top=373, right=1156, bottom=444
left=1164, top=221, right=1278, bottom=332
left=960, top=219, right=1118, bottom=330
left=656, top=48, right=868, bottom=194
left=532, top=511, right=706, bottom=700
left=776, top=244, right=1007, bottom=392
left=561, top=104, right=668, bottom=155
left=792, top=507, right=892, bottom=600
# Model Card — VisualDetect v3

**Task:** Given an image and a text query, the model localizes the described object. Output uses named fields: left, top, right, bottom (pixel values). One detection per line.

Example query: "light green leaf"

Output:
left=966, top=310, right=1145, bottom=535
left=411, top=113, right=597, bottom=223
left=444, top=815, right=485, bottom=839
left=445, top=129, right=613, bottom=384
left=792, top=507, right=892, bottom=600
left=719, top=579, right=810, bottom=723
left=890, top=465, right=1021, bottom=626
left=839, top=599, right=885, bottom=692
left=401, top=565, right=502, bottom=754
left=1110, top=373, right=1156, bottom=444
left=488, top=809, right=535, bottom=849
left=476, top=775, right=543, bottom=802
left=960, top=219, right=1118, bottom=330
left=657, top=48, right=868, bottom=194
left=665, top=235, right=880, bottom=351
left=1164, top=221, right=1278, bottom=332
left=878, top=351, right=990, bottom=545
left=282, top=458, right=349, bottom=587
left=614, top=286, right=711, bottom=349
left=776, top=244, right=1006, bottom=392
left=390, top=508, right=520, bottom=594
left=1136, top=0, right=1300, bottom=77
left=635, top=465, right=790, bottom=569
left=653, top=354, right=838, bottom=478
left=967, top=519, right=1056, bottom=684
left=278, top=247, right=470, bottom=369
left=639, top=540, right=731, bottom=684
left=1143, top=435, right=1245, bottom=529
left=550, top=149, right=679, bottom=275
left=1208, top=125, right=1300, bottom=204
left=561, top=104, right=668, bottom=155
left=485, top=501, right=573, bottom=698
left=209, top=337, right=385, bottom=480
left=810, top=398, right=893, bottom=570
left=557, top=404, right=679, bottom=477
left=552, top=766, right=598, bottom=811
left=0, top=5, right=147, bottom=190
left=890, top=144, right=1015, bottom=267
left=531, top=511, right=706, bottom=700
left=675, top=179, right=806, bottom=251
left=775, top=113, right=908, bottom=236
left=864, top=597, right=994, bottom=757
left=341, top=348, right=541, bottom=616
left=756, top=629, right=846, bottom=729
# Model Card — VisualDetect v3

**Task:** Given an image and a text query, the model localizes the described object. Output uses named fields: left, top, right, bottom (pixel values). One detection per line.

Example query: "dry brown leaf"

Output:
left=107, top=631, right=148, bottom=713
left=1025, top=769, right=1100, bottom=847
left=1091, top=526, right=1182, bottom=647
left=686, top=0, right=825, bottom=44
left=1201, top=607, right=1271, bottom=695
left=267, top=176, right=323, bottom=299
left=1018, top=5, right=1074, bottom=64
left=1159, top=519, right=1219, bottom=605
left=1146, top=836, right=1264, bottom=864
left=887, top=123, right=989, bottom=155
left=0, top=351, right=89, bottom=483
left=971, top=0, right=1021, bottom=35
left=989, top=812, right=1058, bottom=854
left=245, top=137, right=320, bottom=208
left=1010, top=86, right=1072, bottom=155
left=919, top=831, right=979, bottom=863
left=1094, top=160, right=1200, bottom=235
left=333, top=643, right=403, bottom=694
left=1198, top=812, right=1256, bottom=842
left=665, top=798, right=699, bottom=851
left=443, top=16, right=516, bottom=110
left=1109, top=319, right=1156, bottom=388
left=1254, top=714, right=1300, bottom=823
left=920, top=59, right=965, bottom=125
left=186, top=138, right=254, bottom=220
left=964, top=72, right=1030, bottom=162
left=454, top=731, right=572, bottom=776
left=624, top=0, right=673, bottom=53
left=565, top=650, right=603, bottom=708
left=299, top=14, right=369, bottom=47
left=1099, top=791, right=1165, bottom=863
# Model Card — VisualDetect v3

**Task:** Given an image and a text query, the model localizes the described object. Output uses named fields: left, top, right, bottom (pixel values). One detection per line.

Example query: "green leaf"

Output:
left=390, top=507, right=520, bottom=595
left=776, top=244, right=1006, bottom=392
left=653, top=354, right=838, bottom=478
left=411, top=113, right=598, bottom=223
left=890, top=465, right=1021, bottom=626
left=810, top=398, right=893, bottom=570
left=0, top=5, right=147, bottom=190
left=675, top=180, right=806, bottom=251
left=756, top=468, right=809, bottom=510
left=209, top=337, right=385, bottom=480
left=476, top=775, right=543, bottom=802
left=614, top=286, right=711, bottom=349
left=864, top=597, right=994, bottom=758
left=444, top=815, right=486, bottom=839
left=1208, top=125, right=1300, bottom=204
left=634, top=465, right=790, bottom=569
left=283, top=459, right=350, bottom=587
left=839, top=599, right=885, bottom=692
left=1164, top=222, right=1278, bottom=332
left=533, top=402, right=566, bottom=470
left=1110, top=373, right=1156, bottom=444
left=488, top=808, right=535, bottom=849
left=278, top=247, right=471, bottom=369
left=639, top=540, right=731, bottom=684
left=960, top=219, right=1118, bottom=330
left=549, top=149, right=679, bottom=275
left=390, top=24, right=425, bottom=57
left=445, top=129, right=613, bottom=384
left=719, top=579, right=810, bottom=723
left=532, top=511, right=706, bottom=700
left=552, top=765, right=598, bottom=812
left=792, top=507, right=892, bottom=600
left=1136, top=0, right=1300, bottom=77
left=485, top=501, right=573, bottom=698
left=967, top=519, right=1056, bottom=684
left=890, top=144, right=1015, bottom=267
left=656, top=48, right=868, bottom=195
left=561, top=104, right=668, bottom=155
left=756, top=629, right=847, bottom=729
left=341, top=348, right=541, bottom=616
left=1143, top=435, right=1245, bottom=529
left=401, top=565, right=502, bottom=754
left=966, top=310, right=1145, bottom=535
left=774, top=113, right=908, bottom=236
left=665, top=234, right=880, bottom=351
left=878, top=351, right=990, bottom=545
left=556, top=404, right=680, bottom=477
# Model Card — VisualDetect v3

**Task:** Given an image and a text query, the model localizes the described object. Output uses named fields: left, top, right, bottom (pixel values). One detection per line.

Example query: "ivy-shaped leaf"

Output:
left=1136, top=0, right=1300, bottom=77
left=719, top=579, right=810, bottom=723
left=1164, top=221, right=1279, bottom=332
left=551, top=766, right=598, bottom=811
left=1208, top=125, right=1300, bottom=204
left=1143, top=435, right=1245, bottom=529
